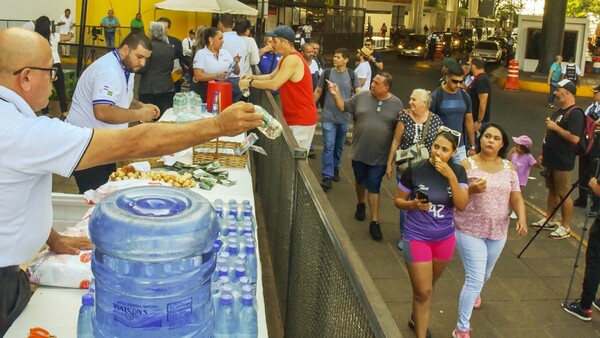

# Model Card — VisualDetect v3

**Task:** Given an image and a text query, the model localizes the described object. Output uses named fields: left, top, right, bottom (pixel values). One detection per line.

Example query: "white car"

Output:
left=471, top=40, right=502, bottom=63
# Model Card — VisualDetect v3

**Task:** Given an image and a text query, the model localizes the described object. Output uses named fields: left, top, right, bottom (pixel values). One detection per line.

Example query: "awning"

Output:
left=154, top=0, right=258, bottom=16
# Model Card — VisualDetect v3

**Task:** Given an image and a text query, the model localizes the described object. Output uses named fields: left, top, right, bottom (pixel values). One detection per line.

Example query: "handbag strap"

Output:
left=418, top=112, right=432, bottom=145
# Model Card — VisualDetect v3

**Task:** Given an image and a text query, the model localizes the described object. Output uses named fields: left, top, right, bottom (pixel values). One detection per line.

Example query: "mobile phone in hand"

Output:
left=416, top=189, right=428, bottom=202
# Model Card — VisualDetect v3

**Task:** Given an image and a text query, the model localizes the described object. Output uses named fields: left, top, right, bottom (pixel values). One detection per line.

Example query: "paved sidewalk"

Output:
left=308, top=154, right=600, bottom=337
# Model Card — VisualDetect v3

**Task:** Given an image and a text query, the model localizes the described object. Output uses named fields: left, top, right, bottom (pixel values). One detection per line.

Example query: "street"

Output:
left=307, top=53, right=600, bottom=337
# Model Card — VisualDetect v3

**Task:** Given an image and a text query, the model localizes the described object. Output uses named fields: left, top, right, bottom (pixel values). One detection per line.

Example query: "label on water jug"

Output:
left=113, top=301, right=162, bottom=328
left=111, top=297, right=194, bottom=329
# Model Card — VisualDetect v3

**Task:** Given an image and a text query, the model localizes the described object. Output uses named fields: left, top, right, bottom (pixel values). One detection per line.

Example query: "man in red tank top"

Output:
left=239, top=25, right=317, bottom=152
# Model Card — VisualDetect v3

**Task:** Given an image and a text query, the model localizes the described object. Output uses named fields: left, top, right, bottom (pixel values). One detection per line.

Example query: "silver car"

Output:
left=471, top=40, right=502, bottom=63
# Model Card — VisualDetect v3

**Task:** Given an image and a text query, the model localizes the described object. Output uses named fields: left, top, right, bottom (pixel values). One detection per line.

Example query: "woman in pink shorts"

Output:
left=395, top=129, right=469, bottom=338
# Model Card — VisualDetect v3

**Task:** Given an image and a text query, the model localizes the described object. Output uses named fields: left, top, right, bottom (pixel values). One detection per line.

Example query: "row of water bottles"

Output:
left=211, top=198, right=258, bottom=337
left=173, top=91, right=205, bottom=115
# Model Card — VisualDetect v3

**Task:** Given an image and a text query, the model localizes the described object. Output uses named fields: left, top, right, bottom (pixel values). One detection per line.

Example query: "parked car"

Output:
left=397, top=34, right=428, bottom=58
left=471, top=40, right=502, bottom=63
left=487, top=37, right=508, bottom=60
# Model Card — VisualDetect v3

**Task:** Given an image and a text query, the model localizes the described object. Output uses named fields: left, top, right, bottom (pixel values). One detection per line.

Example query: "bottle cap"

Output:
left=82, top=293, right=94, bottom=305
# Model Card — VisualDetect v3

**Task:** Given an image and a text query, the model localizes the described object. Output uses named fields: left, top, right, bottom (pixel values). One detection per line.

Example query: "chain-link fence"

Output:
left=252, top=92, right=401, bottom=337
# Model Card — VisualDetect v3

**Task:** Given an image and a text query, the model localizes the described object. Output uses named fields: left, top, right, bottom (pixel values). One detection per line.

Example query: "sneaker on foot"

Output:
left=355, top=203, right=366, bottom=221
left=531, top=217, right=557, bottom=231
left=333, top=168, right=340, bottom=182
left=408, top=314, right=431, bottom=338
left=588, top=210, right=598, bottom=218
left=369, top=221, right=382, bottom=240
left=550, top=226, right=571, bottom=239
left=593, top=299, right=600, bottom=311
left=320, top=176, right=332, bottom=190
left=473, top=295, right=481, bottom=309
left=562, top=299, right=592, bottom=321
left=452, top=328, right=471, bottom=338
left=509, top=211, right=517, bottom=219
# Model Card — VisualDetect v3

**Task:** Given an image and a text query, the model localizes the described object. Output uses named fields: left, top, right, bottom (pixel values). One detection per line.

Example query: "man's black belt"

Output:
left=0, top=265, right=21, bottom=277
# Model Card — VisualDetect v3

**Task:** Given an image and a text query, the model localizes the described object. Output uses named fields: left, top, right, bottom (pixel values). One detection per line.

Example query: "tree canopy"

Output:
left=566, top=0, right=600, bottom=18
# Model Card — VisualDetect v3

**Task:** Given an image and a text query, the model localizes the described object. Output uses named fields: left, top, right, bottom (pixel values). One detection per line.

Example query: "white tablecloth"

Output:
left=6, top=112, right=268, bottom=337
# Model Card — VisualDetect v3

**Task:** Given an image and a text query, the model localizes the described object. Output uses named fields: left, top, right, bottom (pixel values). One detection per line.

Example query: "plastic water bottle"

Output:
left=214, top=293, right=237, bottom=337
left=212, top=91, right=220, bottom=114
left=77, top=293, right=94, bottom=338
left=237, top=294, right=258, bottom=338
left=89, top=187, right=218, bottom=338
left=244, top=244, right=257, bottom=284
left=254, top=105, right=283, bottom=139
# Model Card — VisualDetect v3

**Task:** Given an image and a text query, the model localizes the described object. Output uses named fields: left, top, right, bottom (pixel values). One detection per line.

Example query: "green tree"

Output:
left=566, top=0, right=600, bottom=18
left=494, top=0, right=525, bottom=32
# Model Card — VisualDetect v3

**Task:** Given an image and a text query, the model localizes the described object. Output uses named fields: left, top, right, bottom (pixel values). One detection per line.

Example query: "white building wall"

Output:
left=0, top=0, right=76, bottom=27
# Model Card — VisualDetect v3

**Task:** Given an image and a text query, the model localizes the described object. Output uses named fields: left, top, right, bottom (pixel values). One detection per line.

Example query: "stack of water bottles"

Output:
left=173, top=91, right=208, bottom=121
left=211, top=198, right=259, bottom=338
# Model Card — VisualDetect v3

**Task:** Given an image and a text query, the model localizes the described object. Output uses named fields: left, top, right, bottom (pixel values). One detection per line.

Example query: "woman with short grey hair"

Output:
left=386, top=88, right=443, bottom=250
left=138, top=22, right=176, bottom=118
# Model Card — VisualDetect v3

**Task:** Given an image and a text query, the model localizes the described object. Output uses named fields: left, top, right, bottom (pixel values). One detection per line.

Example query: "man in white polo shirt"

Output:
left=0, top=27, right=264, bottom=335
left=66, top=33, right=160, bottom=194
left=218, top=13, right=247, bottom=102
left=56, top=8, right=75, bottom=57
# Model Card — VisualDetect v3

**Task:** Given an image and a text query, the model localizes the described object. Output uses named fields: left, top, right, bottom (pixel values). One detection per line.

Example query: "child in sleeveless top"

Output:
left=507, top=135, right=538, bottom=219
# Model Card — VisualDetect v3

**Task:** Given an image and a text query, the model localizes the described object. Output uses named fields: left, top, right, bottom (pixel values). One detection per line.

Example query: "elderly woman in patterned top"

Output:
left=386, top=88, right=443, bottom=249
left=451, top=123, right=528, bottom=338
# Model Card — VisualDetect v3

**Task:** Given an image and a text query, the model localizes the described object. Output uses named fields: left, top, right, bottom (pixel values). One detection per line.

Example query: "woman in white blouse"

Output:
left=34, top=16, right=74, bottom=120
left=192, top=27, right=240, bottom=101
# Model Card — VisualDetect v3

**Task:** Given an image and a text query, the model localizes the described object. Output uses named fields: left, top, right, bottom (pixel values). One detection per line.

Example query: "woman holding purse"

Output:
left=386, top=89, right=443, bottom=250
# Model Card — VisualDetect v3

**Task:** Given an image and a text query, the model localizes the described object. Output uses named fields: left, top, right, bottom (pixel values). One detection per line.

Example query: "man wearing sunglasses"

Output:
left=364, top=38, right=383, bottom=84
left=328, top=72, right=403, bottom=240
left=0, top=27, right=264, bottom=335
left=430, top=64, right=476, bottom=163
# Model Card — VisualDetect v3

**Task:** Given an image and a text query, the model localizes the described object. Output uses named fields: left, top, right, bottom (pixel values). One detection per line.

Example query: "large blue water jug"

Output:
left=88, top=186, right=219, bottom=338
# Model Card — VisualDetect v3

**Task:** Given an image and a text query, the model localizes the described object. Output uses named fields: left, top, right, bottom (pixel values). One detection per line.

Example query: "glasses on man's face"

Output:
left=450, top=79, right=464, bottom=84
left=438, top=126, right=461, bottom=145
left=376, top=100, right=383, bottom=112
left=13, top=65, right=58, bottom=81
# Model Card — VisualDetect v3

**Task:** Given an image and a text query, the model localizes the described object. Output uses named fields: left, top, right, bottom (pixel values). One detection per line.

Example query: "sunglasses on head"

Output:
left=438, top=126, right=461, bottom=145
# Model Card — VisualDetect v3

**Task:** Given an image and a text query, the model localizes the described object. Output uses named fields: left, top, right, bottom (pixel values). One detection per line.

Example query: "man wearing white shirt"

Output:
left=182, top=29, right=195, bottom=58
left=0, top=28, right=265, bottom=335
left=218, top=14, right=247, bottom=102
left=66, top=33, right=160, bottom=193
left=235, top=18, right=259, bottom=77
left=355, top=47, right=372, bottom=91
left=57, top=8, right=75, bottom=56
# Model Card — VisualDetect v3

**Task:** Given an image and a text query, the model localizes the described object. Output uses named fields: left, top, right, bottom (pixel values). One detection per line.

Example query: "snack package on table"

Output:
left=26, top=219, right=93, bottom=289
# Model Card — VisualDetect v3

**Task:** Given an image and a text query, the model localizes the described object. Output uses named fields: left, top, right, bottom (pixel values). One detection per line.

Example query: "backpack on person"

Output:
left=318, top=67, right=357, bottom=108
left=564, top=64, right=578, bottom=85
left=565, top=105, right=595, bottom=156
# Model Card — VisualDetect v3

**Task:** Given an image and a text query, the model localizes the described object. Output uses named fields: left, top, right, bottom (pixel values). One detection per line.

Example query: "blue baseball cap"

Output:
left=266, top=25, right=295, bottom=43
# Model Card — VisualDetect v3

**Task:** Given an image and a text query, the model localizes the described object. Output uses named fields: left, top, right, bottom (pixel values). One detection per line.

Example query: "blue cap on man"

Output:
left=265, top=25, right=295, bottom=44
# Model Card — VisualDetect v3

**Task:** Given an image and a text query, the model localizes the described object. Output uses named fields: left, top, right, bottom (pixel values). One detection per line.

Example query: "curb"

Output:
left=496, top=76, right=595, bottom=98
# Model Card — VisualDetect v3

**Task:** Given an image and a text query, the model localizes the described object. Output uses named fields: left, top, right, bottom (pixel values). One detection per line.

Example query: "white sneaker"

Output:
left=509, top=211, right=517, bottom=219
left=550, top=226, right=571, bottom=239
left=531, top=217, right=557, bottom=230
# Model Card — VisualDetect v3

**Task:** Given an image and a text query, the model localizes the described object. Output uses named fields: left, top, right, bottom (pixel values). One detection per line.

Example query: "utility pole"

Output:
left=535, top=0, right=567, bottom=74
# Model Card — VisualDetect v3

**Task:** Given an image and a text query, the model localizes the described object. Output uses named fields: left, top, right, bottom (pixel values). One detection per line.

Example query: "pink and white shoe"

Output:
left=452, top=328, right=471, bottom=338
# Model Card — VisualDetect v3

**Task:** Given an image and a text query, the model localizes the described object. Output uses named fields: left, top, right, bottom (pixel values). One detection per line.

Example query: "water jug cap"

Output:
left=235, top=266, right=246, bottom=277
left=245, top=244, right=255, bottom=254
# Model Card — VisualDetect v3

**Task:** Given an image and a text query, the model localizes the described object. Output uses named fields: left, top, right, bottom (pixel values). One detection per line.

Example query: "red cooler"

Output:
left=206, top=81, right=233, bottom=113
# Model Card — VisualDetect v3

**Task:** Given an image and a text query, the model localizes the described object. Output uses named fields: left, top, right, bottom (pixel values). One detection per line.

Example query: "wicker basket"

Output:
left=193, top=140, right=248, bottom=168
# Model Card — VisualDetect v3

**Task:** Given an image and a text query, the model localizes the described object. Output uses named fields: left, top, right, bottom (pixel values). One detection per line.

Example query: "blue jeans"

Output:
left=226, top=77, right=242, bottom=103
left=455, top=229, right=507, bottom=331
left=548, top=82, right=558, bottom=105
left=105, top=31, right=115, bottom=48
left=321, top=122, right=349, bottom=178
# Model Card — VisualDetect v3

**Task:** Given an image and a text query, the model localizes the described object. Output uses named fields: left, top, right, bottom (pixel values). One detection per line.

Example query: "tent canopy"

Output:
left=154, top=0, right=258, bottom=16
